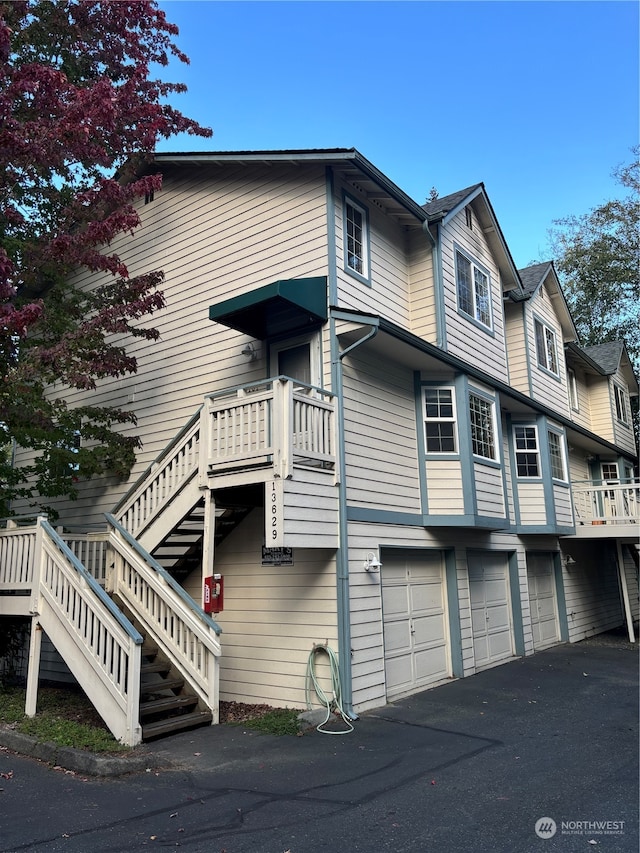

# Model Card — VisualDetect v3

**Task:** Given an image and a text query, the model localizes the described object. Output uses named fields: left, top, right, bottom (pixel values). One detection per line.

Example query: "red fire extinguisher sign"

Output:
left=204, top=574, right=223, bottom=613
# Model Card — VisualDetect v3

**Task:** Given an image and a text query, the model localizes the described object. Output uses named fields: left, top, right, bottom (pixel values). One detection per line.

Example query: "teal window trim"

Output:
left=342, top=190, right=371, bottom=285
left=512, top=422, right=542, bottom=479
left=468, top=386, right=500, bottom=463
left=453, top=243, right=494, bottom=334
left=547, top=427, right=568, bottom=483
left=422, top=382, right=459, bottom=455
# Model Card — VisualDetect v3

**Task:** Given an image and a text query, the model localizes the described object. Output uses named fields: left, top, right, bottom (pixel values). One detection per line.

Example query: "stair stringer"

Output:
left=134, top=475, right=204, bottom=556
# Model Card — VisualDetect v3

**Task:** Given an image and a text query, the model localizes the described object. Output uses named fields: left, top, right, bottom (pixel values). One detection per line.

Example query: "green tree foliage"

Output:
left=0, top=1, right=211, bottom=517
left=549, top=147, right=640, bottom=372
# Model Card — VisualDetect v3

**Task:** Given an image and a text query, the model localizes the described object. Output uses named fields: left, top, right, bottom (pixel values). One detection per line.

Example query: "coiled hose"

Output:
left=305, top=644, right=354, bottom=735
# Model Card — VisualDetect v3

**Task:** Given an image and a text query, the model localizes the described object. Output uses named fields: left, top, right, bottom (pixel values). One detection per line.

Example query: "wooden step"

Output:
left=141, top=660, right=171, bottom=675
left=140, top=677, right=185, bottom=697
left=140, top=694, right=198, bottom=718
left=142, top=709, right=213, bottom=740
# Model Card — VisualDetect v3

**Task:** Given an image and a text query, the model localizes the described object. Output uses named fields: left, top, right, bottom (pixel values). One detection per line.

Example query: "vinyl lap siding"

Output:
left=342, top=353, right=421, bottom=512
left=439, top=210, right=509, bottom=383
left=517, top=482, right=547, bottom=526
left=609, top=367, right=636, bottom=455
left=552, top=484, right=574, bottom=527
left=524, top=289, right=570, bottom=417
left=586, top=376, right=613, bottom=441
left=504, top=302, right=529, bottom=393
left=474, top=463, right=506, bottom=517
left=563, top=543, right=622, bottom=642
left=425, top=460, right=464, bottom=514
left=14, top=163, right=330, bottom=525
left=407, top=227, right=437, bottom=343
left=332, top=178, right=412, bottom=327
left=212, top=510, right=338, bottom=709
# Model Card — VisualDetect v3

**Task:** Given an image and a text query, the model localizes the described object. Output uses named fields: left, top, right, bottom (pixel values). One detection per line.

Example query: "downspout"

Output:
left=330, top=317, right=379, bottom=720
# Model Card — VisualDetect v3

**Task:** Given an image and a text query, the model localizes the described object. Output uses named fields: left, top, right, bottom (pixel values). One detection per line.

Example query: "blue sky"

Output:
left=158, top=0, right=638, bottom=269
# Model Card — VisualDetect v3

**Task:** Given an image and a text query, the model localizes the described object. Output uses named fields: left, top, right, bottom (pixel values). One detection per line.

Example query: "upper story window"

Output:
left=455, top=249, right=492, bottom=329
left=513, top=425, right=540, bottom=477
left=469, top=392, right=497, bottom=460
left=343, top=195, right=370, bottom=282
left=567, top=368, right=579, bottom=411
left=534, top=318, right=559, bottom=376
left=423, top=387, right=457, bottom=453
left=547, top=430, right=567, bottom=481
left=613, top=384, right=629, bottom=424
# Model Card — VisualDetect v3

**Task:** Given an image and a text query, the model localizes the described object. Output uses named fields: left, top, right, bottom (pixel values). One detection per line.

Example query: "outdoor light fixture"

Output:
left=563, top=554, right=577, bottom=569
left=241, top=342, right=257, bottom=361
left=364, top=551, right=382, bottom=572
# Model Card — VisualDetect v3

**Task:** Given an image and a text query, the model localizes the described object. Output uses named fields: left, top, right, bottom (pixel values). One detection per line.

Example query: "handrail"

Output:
left=41, top=520, right=143, bottom=644
left=112, top=405, right=203, bottom=517
left=105, top=513, right=222, bottom=636
left=204, top=375, right=334, bottom=402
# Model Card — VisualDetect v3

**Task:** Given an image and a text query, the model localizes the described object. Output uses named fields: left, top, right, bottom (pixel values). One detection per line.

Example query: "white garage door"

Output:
left=468, top=552, right=513, bottom=670
left=527, top=553, right=560, bottom=651
left=382, top=551, right=450, bottom=700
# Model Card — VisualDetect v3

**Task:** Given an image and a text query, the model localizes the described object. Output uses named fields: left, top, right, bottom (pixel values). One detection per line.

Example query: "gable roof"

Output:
left=422, top=183, right=521, bottom=294
left=582, top=341, right=625, bottom=374
left=422, top=185, right=483, bottom=220
left=514, top=261, right=577, bottom=342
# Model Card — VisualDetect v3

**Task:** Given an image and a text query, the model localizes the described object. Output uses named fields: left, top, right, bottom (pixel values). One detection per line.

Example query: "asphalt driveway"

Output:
left=0, top=631, right=637, bottom=853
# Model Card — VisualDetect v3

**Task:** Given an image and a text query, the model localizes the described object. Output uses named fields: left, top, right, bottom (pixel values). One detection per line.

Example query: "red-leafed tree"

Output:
left=0, top=0, right=211, bottom=517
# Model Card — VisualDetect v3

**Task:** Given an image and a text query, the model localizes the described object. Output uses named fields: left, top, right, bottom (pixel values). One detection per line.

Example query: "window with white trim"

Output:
left=469, top=392, right=497, bottom=460
left=423, top=387, right=457, bottom=453
left=344, top=197, right=369, bottom=279
left=567, top=368, right=579, bottom=411
left=547, top=431, right=566, bottom=481
left=513, top=425, right=540, bottom=477
left=534, top=318, right=559, bottom=375
left=613, top=384, right=629, bottom=424
left=455, top=250, right=491, bottom=328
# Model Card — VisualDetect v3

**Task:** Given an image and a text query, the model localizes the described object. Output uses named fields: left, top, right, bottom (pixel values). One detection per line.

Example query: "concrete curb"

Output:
left=0, top=728, right=159, bottom=777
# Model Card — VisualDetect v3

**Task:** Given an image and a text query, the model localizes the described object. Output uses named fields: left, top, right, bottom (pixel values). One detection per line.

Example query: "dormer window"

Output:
left=613, top=384, right=629, bottom=424
left=455, top=249, right=492, bottom=329
left=534, top=318, right=559, bottom=376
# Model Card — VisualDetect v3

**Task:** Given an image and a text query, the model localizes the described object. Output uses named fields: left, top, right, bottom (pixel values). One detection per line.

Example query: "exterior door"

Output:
left=468, top=551, right=513, bottom=670
left=382, top=551, right=450, bottom=700
left=527, top=553, right=560, bottom=651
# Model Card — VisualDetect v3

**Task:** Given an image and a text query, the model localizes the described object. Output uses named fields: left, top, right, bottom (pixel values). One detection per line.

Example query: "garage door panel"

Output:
left=527, top=554, right=560, bottom=651
left=412, top=612, right=447, bottom=645
left=414, top=646, right=448, bottom=684
left=382, top=586, right=409, bottom=619
left=410, top=581, right=444, bottom=613
left=468, top=552, right=514, bottom=670
left=383, top=552, right=451, bottom=700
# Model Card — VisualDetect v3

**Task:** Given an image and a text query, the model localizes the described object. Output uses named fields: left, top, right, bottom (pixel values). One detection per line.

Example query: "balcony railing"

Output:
left=200, top=377, right=337, bottom=481
left=572, top=479, right=639, bottom=528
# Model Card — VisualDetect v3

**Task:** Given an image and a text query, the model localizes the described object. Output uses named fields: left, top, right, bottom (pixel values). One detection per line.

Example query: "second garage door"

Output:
left=527, top=553, right=560, bottom=651
left=382, top=551, right=450, bottom=700
left=468, top=551, right=514, bottom=671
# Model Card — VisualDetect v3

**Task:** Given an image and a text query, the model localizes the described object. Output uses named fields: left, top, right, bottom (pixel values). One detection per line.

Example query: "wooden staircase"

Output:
left=114, top=597, right=213, bottom=740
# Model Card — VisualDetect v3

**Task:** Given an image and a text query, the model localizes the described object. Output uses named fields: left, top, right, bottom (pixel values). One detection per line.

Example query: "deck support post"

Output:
left=616, top=540, right=636, bottom=643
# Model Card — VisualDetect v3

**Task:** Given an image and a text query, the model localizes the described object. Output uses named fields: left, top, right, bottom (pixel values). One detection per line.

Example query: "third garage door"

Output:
left=468, top=551, right=514, bottom=670
left=382, top=550, right=450, bottom=700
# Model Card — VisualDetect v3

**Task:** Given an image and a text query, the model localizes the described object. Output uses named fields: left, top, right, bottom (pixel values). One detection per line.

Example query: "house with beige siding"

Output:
left=1, top=149, right=638, bottom=744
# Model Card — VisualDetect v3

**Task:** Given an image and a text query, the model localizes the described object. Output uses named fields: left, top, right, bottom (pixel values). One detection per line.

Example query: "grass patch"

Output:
left=0, top=686, right=129, bottom=754
left=237, top=708, right=301, bottom=736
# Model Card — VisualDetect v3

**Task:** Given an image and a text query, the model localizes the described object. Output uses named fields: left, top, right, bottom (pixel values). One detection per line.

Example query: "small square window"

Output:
left=424, top=387, right=457, bottom=453
left=514, top=425, right=540, bottom=477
